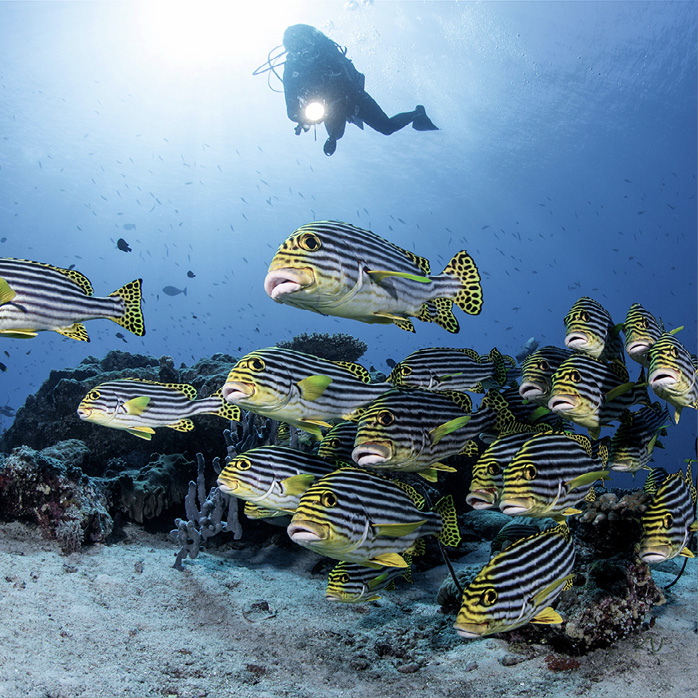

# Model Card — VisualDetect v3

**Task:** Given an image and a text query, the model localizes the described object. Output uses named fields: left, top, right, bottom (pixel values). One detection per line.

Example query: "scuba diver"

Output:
left=255, top=24, right=439, bottom=156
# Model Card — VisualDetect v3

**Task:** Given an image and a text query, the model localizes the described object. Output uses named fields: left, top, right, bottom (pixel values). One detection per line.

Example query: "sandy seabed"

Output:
left=0, top=520, right=696, bottom=698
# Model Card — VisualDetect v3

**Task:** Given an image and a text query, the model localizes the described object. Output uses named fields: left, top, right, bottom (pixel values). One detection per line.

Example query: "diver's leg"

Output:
left=323, top=118, right=346, bottom=156
left=357, top=92, right=438, bottom=134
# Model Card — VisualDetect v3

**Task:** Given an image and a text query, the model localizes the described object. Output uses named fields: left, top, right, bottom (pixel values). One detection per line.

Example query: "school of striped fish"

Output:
left=2, top=221, right=696, bottom=641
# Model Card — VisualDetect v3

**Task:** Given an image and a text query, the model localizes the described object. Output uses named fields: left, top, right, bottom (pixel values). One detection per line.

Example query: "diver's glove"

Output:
left=323, top=137, right=337, bottom=156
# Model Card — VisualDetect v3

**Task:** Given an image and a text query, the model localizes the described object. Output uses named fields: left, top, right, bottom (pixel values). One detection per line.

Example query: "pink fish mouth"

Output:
left=519, top=382, right=546, bottom=401
left=565, top=332, right=590, bottom=351
left=626, top=340, right=651, bottom=358
left=453, top=622, right=489, bottom=638
left=649, top=368, right=680, bottom=390
left=351, top=442, right=393, bottom=466
left=216, top=478, right=238, bottom=494
left=221, top=381, right=254, bottom=403
left=264, top=268, right=315, bottom=301
left=77, top=406, right=91, bottom=420
left=465, top=489, right=497, bottom=509
left=639, top=547, right=671, bottom=564
left=499, top=498, right=532, bottom=516
left=548, top=395, right=578, bottom=413
left=287, top=519, right=328, bottom=543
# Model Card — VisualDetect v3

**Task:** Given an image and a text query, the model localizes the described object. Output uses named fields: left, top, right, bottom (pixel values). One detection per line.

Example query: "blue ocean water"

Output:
left=0, top=1, right=695, bottom=471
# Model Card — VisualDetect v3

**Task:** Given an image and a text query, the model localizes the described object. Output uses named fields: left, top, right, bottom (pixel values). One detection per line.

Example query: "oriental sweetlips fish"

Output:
left=563, top=296, right=624, bottom=362
left=317, top=421, right=358, bottom=464
left=518, top=346, right=574, bottom=407
left=264, top=221, right=483, bottom=334
left=221, top=347, right=390, bottom=437
left=288, top=467, right=461, bottom=567
left=216, top=445, right=339, bottom=513
left=498, top=432, right=610, bottom=520
left=387, top=346, right=513, bottom=393
left=0, top=258, right=144, bottom=341
left=325, top=555, right=414, bottom=603
left=547, top=354, right=649, bottom=439
left=638, top=467, right=697, bottom=563
left=77, top=379, right=239, bottom=439
left=351, top=388, right=492, bottom=481
left=607, top=402, right=671, bottom=473
left=647, top=332, right=698, bottom=424
left=623, top=303, right=665, bottom=367
left=454, top=523, right=575, bottom=638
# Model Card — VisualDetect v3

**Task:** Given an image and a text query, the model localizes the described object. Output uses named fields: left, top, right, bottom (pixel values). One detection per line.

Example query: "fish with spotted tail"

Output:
left=264, top=221, right=483, bottom=333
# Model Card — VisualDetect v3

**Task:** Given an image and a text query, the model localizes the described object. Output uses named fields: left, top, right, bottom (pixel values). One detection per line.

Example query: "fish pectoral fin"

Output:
left=297, top=374, right=332, bottom=401
left=166, top=418, right=194, bottom=432
left=530, top=406, right=551, bottom=421
left=561, top=507, right=582, bottom=516
left=295, top=421, right=326, bottom=439
left=55, top=323, right=90, bottom=342
left=672, top=406, right=682, bottom=424
left=122, top=396, right=151, bottom=415
left=417, top=469, right=439, bottom=483
left=532, top=574, right=575, bottom=608
left=369, top=553, right=410, bottom=568
left=565, top=470, right=611, bottom=491
left=587, top=427, right=601, bottom=441
left=679, top=547, right=695, bottom=558
left=605, top=382, right=634, bottom=403
left=430, top=415, right=471, bottom=444
left=374, top=520, right=427, bottom=538
left=281, top=474, right=316, bottom=496
left=0, top=278, right=16, bottom=305
left=125, top=426, right=155, bottom=440
left=0, top=330, right=38, bottom=338
left=531, top=607, right=564, bottom=626
left=669, top=325, right=684, bottom=335
left=689, top=522, right=698, bottom=532
left=366, top=270, right=431, bottom=284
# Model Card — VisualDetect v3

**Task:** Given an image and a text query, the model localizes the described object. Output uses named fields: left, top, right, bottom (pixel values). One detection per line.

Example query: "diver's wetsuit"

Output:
left=282, top=24, right=438, bottom=155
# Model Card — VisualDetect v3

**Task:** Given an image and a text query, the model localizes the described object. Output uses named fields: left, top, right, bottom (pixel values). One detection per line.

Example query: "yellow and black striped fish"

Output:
left=563, top=296, right=624, bottom=362
left=0, top=258, right=144, bottom=341
left=77, top=379, right=239, bottom=439
left=288, top=467, right=461, bottom=567
left=547, top=354, right=649, bottom=439
left=351, top=388, right=489, bottom=481
left=317, top=421, right=358, bottom=464
left=221, top=347, right=391, bottom=437
left=325, top=554, right=413, bottom=603
left=454, top=523, right=575, bottom=638
left=264, top=221, right=483, bottom=334
left=623, top=303, right=665, bottom=367
left=608, top=403, right=670, bottom=473
left=499, top=431, right=610, bottom=520
left=466, top=432, right=533, bottom=510
left=638, top=466, right=697, bottom=563
left=387, top=346, right=512, bottom=393
left=518, top=346, right=574, bottom=407
left=647, top=332, right=698, bottom=424
left=216, top=445, right=339, bottom=513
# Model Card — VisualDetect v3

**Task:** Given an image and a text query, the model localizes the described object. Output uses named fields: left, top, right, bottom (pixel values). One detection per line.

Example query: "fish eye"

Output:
left=87, top=389, right=100, bottom=401
left=640, top=318, right=648, bottom=329
left=321, top=491, right=338, bottom=507
left=487, top=463, right=501, bottom=476
left=538, top=360, right=549, bottom=371
left=338, top=573, right=350, bottom=584
left=328, top=438, right=341, bottom=448
left=376, top=410, right=394, bottom=427
left=233, top=458, right=251, bottom=471
left=400, top=365, right=412, bottom=376
left=249, top=357, right=266, bottom=372
left=580, top=311, right=590, bottom=322
left=570, top=370, right=582, bottom=383
left=523, top=464, right=537, bottom=481
left=481, top=588, right=498, bottom=606
left=663, top=514, right=673, bottom=529
left=298, top=232, right=321, bottom=251
left=670, top=347, right=679, bottom=358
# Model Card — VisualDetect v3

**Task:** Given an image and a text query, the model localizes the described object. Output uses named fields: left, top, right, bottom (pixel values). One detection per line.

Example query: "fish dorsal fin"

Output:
left=281, top=473, right=316, bottom=496
left=123, top=396, right=151, bottom=415
left=430, top=415, right=472, bottom=445
left=402, top=250, right=431, bottom=275
left=0, top=278, right=16, bottom=305
left=459, top=439, right=482, bottom=458
left=333, top=361, right=372, bottom=383
left=369, top=552, right=411, bottom=568
left=297, top=375, right=332, bottom=401
left=55, top=323, right=90, bottom=342
left=124, top=378, right=198, bottom=400
left=393, top=480, right=425, bottom=509
left=458, top=347, right=481, bottom=361
left=441, top=390, right=473, bottom=413
left=565, top=432, right=593, bottom=458
left=367, top=270, right=431, bottom=284
left=374, top=521, right=427, bottom=538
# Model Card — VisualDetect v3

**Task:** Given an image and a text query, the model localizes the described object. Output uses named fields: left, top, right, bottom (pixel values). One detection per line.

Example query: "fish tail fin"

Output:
left=109, top=279, right=146, bottom=336
left=441, top=251, right=483, bottom=316
left=434, top=494, right=461, bottom=547
left=184, top=287, right=188, bottom=297
left=418, top=298, right=460, bottom=333
left=208, top=388, right=241, bottom=421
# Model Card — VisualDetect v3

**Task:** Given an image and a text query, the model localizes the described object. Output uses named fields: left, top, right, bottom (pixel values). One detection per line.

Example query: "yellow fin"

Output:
left=281, top=473, right=316, bottom=496
left=369, top=553, right=410, bottom=568
left=0, top=278, right=16, bottom=305
left=297, top=375, right=332, bottom=401
left=531, top=607, right=564, bottom=625
left=561, top=507, right=582, bottom=516
left=55, top=323, right=90, bottom=342
left=0, top=329, right=38, bottom=338
left=689, top=522, right=698, bottom=532
left=109, top=279, right=145, bottom=337
left=122, top=396, right=151, bottom=415
left=167, top=418, right=194, bottom=432
left=125, top=426, right=155, bottom=440
left=418, top=469, right=439, bottom=483
left=669, top=325, right=684, bottom=335
left=367, top=270, right=431, bottom=284
left=374, top=520, right=427, bottom=538
left=430, top=415, right=471, bottom=445
left=679, top=547, right=695, bottom=558
left=605, top=382, right=634, bottom=403
left=565, top=470, right=611, bottom=491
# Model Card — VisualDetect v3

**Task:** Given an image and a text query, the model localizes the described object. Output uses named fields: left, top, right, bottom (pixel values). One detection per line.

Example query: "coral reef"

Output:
left=276, top=332, right=368, bottom=362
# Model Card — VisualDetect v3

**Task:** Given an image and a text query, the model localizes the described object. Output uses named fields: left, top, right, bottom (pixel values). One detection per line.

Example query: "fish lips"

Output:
left=76, top=406, right=92, bottom=420
left=287, top=519, right=329, bottom=544
left=639, top=546, right=672, bottom=564
left=351, top=441, right=393, bottom=466
left=216, top=478, right=238, bottom=494
left=465, top=489, right=497, bottom=509
left=648, top=367, right=680, bottom=390
left=453, top=621, right=490, bottom=638
left=221, top=381, right=254, bottom=403
left=548, top=394, right=579, bottom=413
left=499, top=498, right=533, bottom=516
left=626, top=340, right=651, bottom=360
left=264, top=267, right=315, bottom=301
left=518, top=381, right=547, bottom=402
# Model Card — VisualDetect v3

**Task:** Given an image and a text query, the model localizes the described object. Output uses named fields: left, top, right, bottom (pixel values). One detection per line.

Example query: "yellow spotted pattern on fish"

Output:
left=563, top=296, right=623, bottom=362
left=264, top=221, right=483, bottom=334
left=221, top=347, right=390, bottom=437
left=0, top=258, right=145, bottom=341
left=77, top=378, right=239, bottom=439
left=623, top=303, right=664, bottom=367
left=454, top=523, right=575, bottom=638
left=647, top=332, right=698, bottom=424
left=639, top=466, right=697, bottom=563
left=288, top=467, right=460, bottom=567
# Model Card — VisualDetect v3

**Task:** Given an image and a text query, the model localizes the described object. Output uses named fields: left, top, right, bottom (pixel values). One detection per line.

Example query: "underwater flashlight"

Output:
left=304, top=101, right=326, bottom=123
